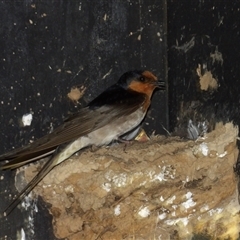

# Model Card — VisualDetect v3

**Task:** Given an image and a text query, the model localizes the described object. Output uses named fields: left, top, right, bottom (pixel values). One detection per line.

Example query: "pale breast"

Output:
left=87, top=108, right=145, bottom=146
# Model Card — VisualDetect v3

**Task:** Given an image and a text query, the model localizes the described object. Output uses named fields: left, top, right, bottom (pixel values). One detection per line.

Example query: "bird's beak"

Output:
left=155, top=80, right=165, bottom=90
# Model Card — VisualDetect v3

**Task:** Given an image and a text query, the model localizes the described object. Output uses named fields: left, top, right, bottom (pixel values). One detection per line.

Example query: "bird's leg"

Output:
left=117, top=126, right=140, bottom=152
left=117, top=137, right=133, bottom=152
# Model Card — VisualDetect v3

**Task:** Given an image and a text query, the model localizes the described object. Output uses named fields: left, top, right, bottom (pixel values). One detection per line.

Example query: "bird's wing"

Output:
left=0, top=86, right=146, bottom=169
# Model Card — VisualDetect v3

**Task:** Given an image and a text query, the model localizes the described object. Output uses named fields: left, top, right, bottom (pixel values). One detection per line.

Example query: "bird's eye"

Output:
left=139, top=76, right=145, bottom=82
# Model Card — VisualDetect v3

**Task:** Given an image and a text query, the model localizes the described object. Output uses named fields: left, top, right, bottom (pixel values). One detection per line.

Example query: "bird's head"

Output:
left=118, top=70, right=165, bottom=97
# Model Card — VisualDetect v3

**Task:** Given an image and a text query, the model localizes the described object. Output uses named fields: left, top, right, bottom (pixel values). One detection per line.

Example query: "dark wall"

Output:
left=168, top=1, right=240, bottom=134
left=0, top=1, right=167, bottom=154
left=0, top=1, right=167, bottom=239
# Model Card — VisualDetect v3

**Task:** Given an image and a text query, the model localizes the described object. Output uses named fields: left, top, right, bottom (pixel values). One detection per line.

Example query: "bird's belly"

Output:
left=88, top=108, right=145, bottom=146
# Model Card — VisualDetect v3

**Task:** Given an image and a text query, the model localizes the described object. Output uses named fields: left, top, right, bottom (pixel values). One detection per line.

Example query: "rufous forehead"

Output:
left=142, top=71, right=157, bottom=81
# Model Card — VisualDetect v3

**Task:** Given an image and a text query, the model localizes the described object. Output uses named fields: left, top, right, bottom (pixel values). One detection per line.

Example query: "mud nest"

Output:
left=16, top=122, right=239, bottom=239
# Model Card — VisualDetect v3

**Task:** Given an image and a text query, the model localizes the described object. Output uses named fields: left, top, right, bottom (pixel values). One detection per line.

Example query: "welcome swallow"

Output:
left=0, top=70, right=165, bottom=215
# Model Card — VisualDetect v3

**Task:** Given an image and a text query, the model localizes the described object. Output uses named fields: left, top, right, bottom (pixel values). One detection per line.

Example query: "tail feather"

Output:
left=3, top=156, right=55, bottom=216
left=1, top=149, right=55, bottom=170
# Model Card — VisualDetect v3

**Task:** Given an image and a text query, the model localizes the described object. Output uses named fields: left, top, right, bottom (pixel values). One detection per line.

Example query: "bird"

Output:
left=0, top=70, right=165, bottom=215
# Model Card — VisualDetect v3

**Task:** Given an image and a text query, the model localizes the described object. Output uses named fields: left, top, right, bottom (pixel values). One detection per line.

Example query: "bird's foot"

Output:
left=118, top=138, right=134, bottom=152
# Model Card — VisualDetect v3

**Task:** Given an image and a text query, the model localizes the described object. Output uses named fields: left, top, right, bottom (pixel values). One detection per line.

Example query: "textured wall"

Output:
left=168, top=1, right=240, bottom=134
